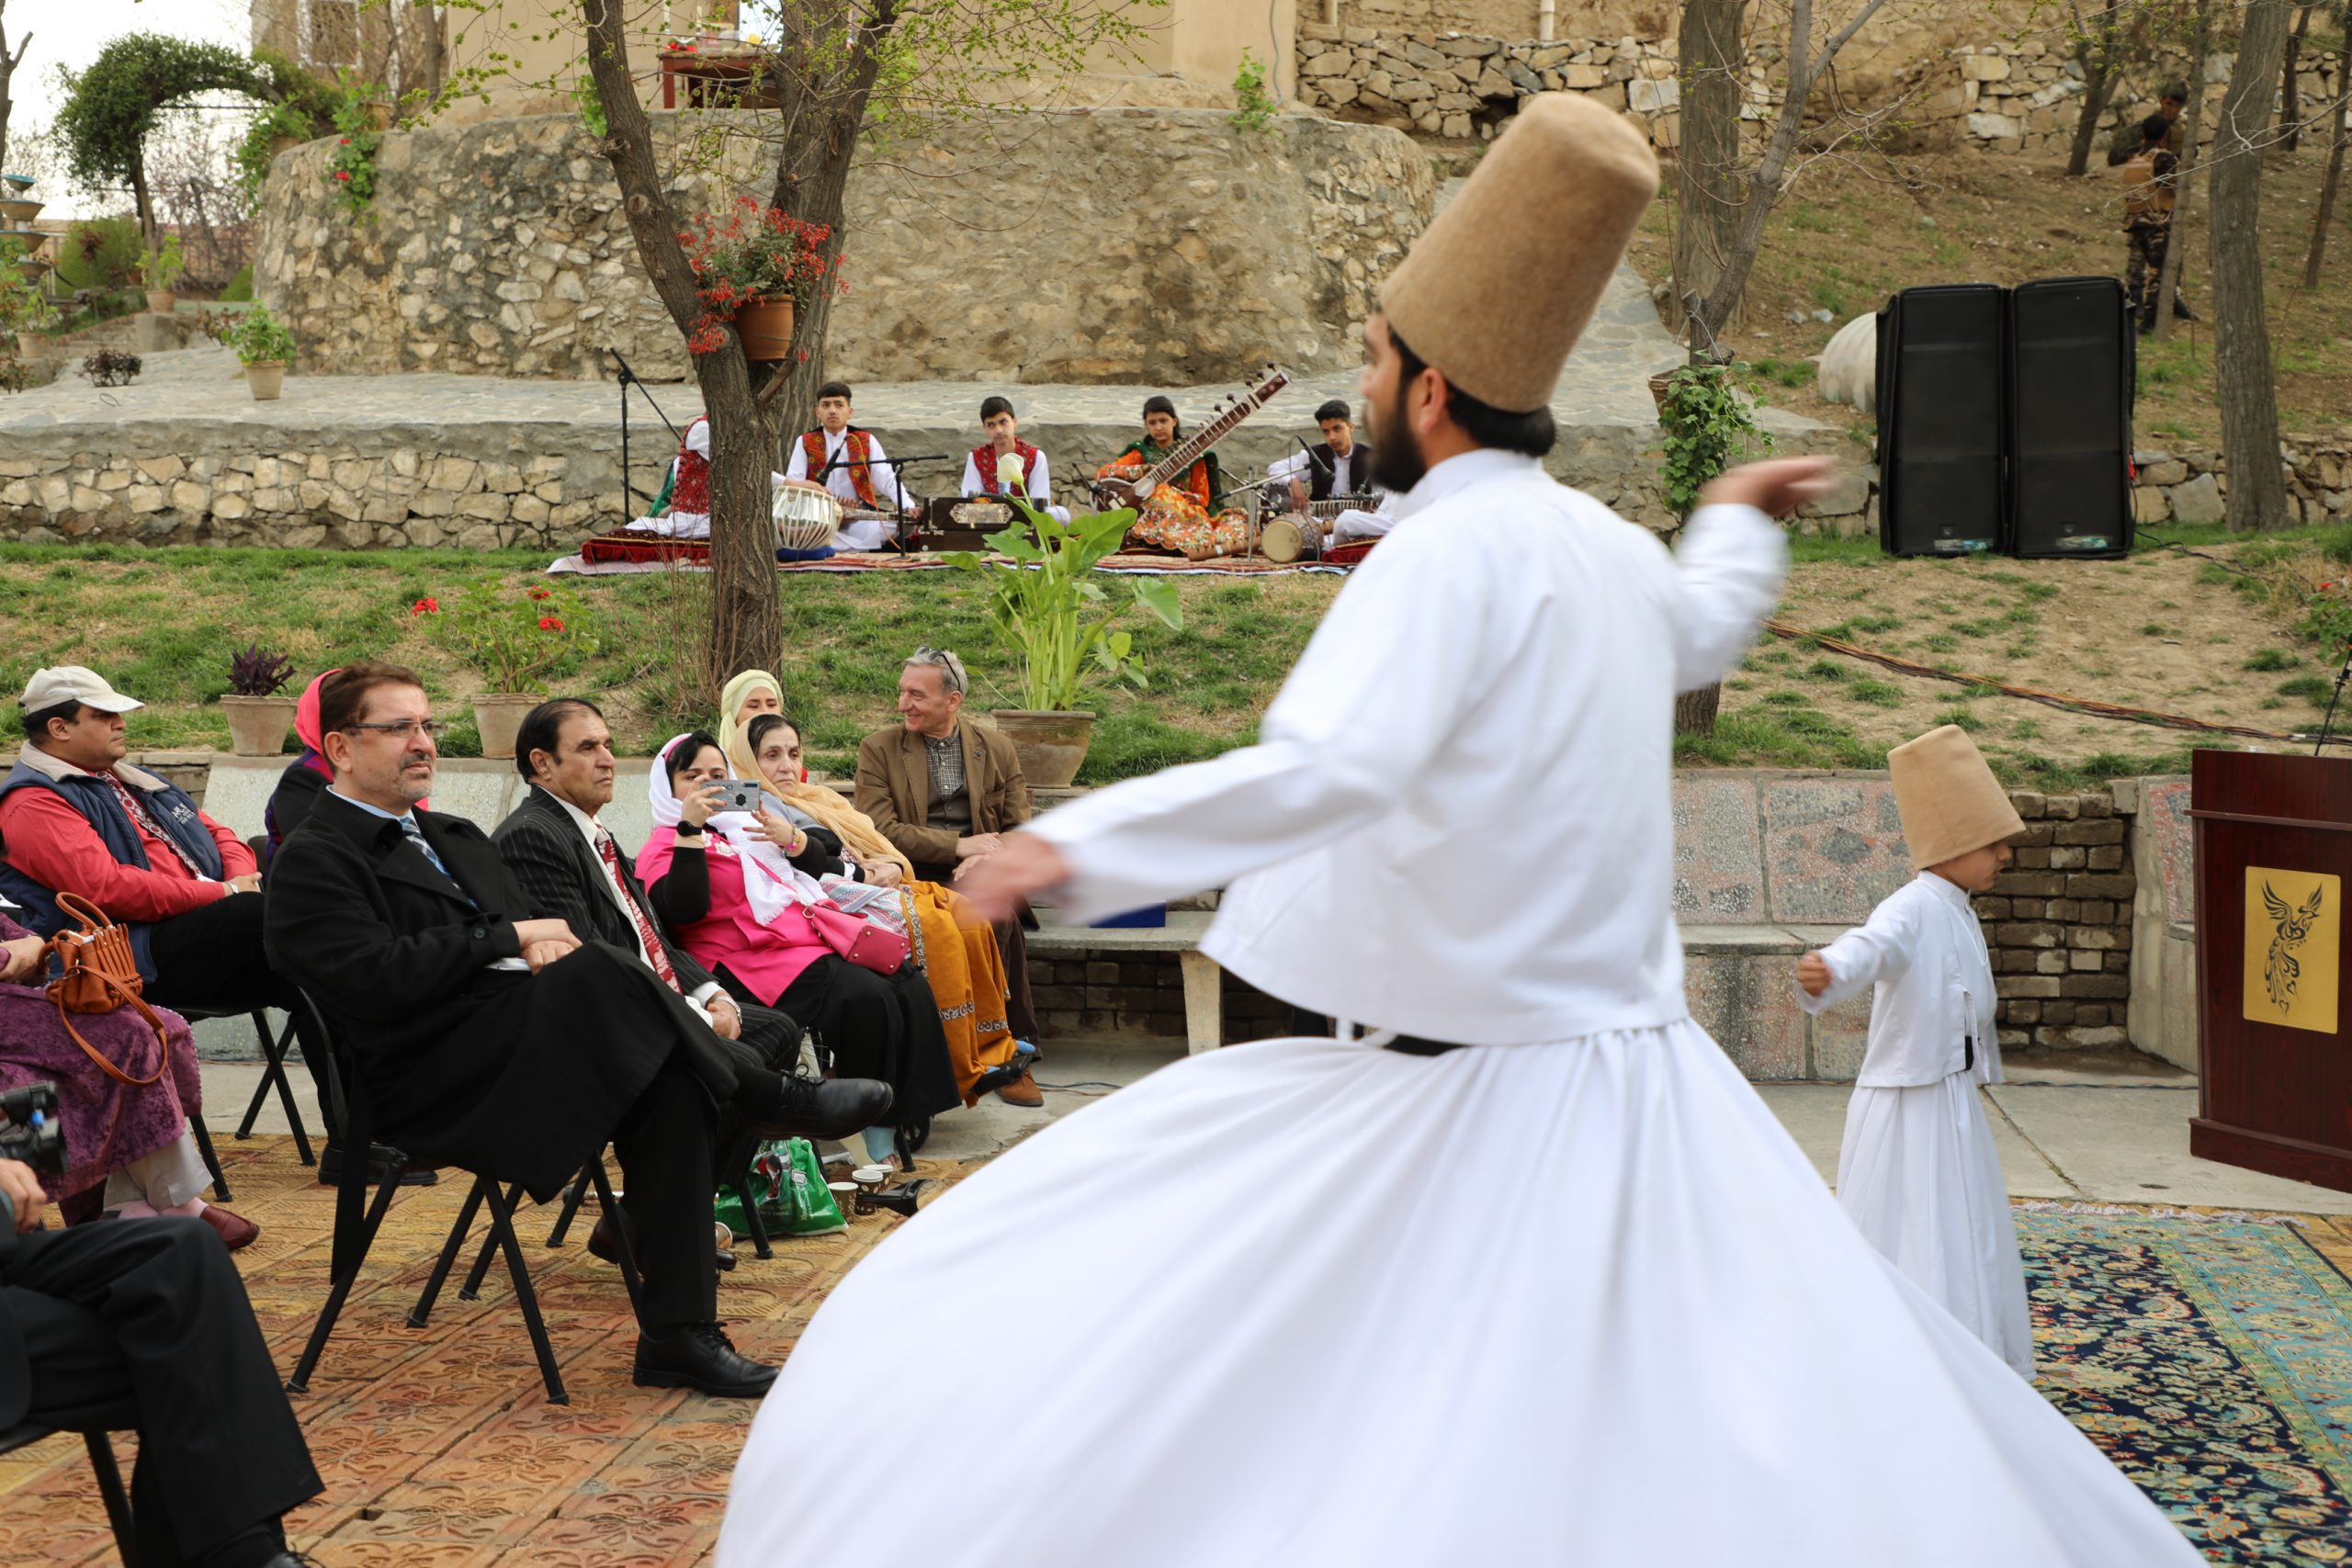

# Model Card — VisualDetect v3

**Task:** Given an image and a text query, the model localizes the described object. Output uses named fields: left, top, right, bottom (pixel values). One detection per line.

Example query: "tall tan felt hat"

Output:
left=1377, top=93, right=1659, bottom=413
left=1888, top=724, right=2025, bottom=869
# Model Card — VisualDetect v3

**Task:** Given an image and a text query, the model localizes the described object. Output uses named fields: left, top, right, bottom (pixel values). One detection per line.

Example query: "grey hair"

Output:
left=905, top=646, right=968, bottom=696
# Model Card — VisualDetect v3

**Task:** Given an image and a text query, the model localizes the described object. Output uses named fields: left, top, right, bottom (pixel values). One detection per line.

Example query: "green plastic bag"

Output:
left=716, top=1136, right=846, bottom=1238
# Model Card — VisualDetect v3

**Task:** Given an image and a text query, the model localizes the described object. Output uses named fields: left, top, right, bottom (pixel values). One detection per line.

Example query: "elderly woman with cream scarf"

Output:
left=717, top=670, right=1039, bottom=1109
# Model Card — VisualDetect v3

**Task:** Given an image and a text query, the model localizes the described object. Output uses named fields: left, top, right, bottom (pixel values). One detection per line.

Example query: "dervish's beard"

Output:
left=1368, top=396, right=1429, bottom=494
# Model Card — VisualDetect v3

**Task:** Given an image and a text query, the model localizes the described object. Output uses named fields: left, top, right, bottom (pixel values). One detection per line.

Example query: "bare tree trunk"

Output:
left=1673, top=684, right=1722, bottom=739
left=2304, top=62, right=2349, bottom=284
left=2068, top=60, right=2117, bottom=175
left=2066, top=1, right=2122, bottom=177
left=130, top=155, right=155, bottom=254
left=2282, top=5, right=2312, bottom=148
left=2212, top=0, right=2294, bottom=529
left=0, top=6, right=30, bottom=179
left=1688, top=0, right=1898, bottom=345
left=583, top=0, right=780, bottom=688
left=1673, top=0, right=1746, bottom=356
left=2153, top=2, right=2215, bottom=341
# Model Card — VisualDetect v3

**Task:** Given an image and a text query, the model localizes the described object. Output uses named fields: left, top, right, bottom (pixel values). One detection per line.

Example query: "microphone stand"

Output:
left=2314, top=636, right=2352, bottom=757
left=607, top=350, right=685, bottom=512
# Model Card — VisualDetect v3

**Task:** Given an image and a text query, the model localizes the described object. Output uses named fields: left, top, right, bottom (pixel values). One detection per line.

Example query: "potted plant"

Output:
left=679, top=195, right=835, bottom=359
left=413, top=580, right=595, bottom=758
left=228, top=306, right=297, bottom=400
left=944, top=481, right=1182, bottom=786
left=78, top=348, right=141, bottom=387
left=137, top=232, right=184, bottom=314
left=220, top=643, right=299, bottom=756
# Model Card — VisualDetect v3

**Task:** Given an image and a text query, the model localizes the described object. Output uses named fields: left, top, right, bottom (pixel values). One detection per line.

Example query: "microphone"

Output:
left=1295, top=434, right=1333, bottom=476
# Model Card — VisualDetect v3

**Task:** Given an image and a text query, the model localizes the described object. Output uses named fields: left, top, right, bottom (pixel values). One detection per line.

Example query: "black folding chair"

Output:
left=165, top=1003, right=315, bottom=1179
left=281, top=991, right=637, bottom=1406
left=0, top=1402, right=141, bottom=1566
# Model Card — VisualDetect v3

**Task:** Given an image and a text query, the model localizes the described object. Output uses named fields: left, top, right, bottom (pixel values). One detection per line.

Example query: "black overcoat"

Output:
left=263, top=789, right=739, bottom=1198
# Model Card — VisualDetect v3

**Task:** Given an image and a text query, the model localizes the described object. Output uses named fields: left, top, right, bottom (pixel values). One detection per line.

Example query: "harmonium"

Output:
left=906, top=496, right=1016, bottom=554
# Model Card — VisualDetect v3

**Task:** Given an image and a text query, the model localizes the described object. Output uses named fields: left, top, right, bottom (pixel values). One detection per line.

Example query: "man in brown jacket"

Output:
left=854, top=647, right=1042, bottom=1051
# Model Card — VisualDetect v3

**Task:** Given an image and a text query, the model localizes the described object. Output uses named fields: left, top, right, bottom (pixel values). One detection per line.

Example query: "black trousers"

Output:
left=718, top=957, right=961, bottom=1126
left=144, top=892, right=334, bottom=1123
left=5, top=1218, right=322, bottom=1563
left=611, top=1058, right=721, bottom=1331
left=712, top=1001, right=800, bottom=1186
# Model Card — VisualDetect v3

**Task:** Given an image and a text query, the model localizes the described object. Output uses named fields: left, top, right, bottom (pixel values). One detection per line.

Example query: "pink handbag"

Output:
left=802, top=900, right=909, bottom=974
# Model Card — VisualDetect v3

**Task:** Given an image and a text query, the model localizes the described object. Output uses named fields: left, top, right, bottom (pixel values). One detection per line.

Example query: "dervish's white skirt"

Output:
left=1838, top=1071, right=2037, bottom=1380
left=715, top=1023, right=2203, bottom=1566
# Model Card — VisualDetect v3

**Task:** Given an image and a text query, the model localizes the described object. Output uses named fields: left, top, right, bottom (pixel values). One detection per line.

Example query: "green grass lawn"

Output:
left=5, top=520, right=2335, bottom=786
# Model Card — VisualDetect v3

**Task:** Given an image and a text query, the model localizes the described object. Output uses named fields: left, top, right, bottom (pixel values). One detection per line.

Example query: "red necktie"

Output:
left=595, top=829, right=681, bottom=993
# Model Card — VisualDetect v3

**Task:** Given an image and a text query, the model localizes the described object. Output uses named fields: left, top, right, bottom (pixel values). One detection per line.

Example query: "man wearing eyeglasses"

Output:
left=853, top=647, right=1041, bottom=1048
left=0, top=666, right=337, bottom=1220
left=265, top=662, right=889, bottom=1398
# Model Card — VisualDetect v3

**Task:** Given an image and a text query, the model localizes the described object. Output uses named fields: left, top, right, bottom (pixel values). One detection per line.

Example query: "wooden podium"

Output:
left=2189, top=749, right=2352, bottom=1190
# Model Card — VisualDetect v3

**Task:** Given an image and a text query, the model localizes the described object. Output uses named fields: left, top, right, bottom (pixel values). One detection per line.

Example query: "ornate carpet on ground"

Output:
left=2018, top=1211, right=2352, bottom=1563
left=5, top=1152, right=2349, bottom=1564
left=0, top=1136, right=975, bottom=1567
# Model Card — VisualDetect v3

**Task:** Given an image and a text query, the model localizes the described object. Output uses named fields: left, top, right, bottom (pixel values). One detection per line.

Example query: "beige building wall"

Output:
left=256, top=0, right=1295, bottom=126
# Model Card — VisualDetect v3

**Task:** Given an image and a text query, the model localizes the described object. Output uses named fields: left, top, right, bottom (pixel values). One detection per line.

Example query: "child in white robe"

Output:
left=1797, top=724, right=2036, bottom=1379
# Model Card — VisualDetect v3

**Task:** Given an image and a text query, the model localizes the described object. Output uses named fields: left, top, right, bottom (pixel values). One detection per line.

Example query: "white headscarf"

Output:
left=650, top=733, right=821, bottom=930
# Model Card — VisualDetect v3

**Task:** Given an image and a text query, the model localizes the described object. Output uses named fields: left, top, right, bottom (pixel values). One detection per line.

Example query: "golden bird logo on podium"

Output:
left=2244, top=867, right=2341, bottom=1034
left=2260, top=881, right=2324, bottom=1012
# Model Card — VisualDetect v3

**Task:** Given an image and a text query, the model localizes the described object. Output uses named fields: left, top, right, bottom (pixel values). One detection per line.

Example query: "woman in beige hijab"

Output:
left=718, top=670, right=1037, bottom=1107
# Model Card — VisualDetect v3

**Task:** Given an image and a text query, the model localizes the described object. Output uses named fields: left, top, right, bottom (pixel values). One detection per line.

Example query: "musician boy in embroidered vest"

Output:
left=1271, top=400, right=1375, bottom=510
left=960, top=396, right=1071, bottom=522
left=784, top=381, right=921, bottom=550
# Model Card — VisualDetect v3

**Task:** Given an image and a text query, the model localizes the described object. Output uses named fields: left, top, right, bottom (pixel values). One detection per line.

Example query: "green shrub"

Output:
left=221, top=264, right=254, bottom=302
left=2245, top=648, right=2297, bottom=671
left=2279, top=674, right=2335, bottom=705
left=54, top=218, right=142, bottom=292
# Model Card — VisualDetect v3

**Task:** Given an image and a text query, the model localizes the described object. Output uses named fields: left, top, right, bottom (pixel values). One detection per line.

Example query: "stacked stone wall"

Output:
left=0, top=434, right=612, bottom=549
left=1028, top=954, right=1295, bottom=1043
left=1982, top=791, right=2136, bottom=1053
left=2132, top=434, right=2352, bottom=530
left=1297, top=25, right=1709, bottom=141
left=254, top=108, right=1432, bottom=387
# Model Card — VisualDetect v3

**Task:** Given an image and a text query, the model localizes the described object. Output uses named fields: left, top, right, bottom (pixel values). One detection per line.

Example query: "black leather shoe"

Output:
left=744, top=1076, right=894, bottom=1141
left=318, top=1143, right=438, bottom=1188
left=633, top=1323, right=778, bottom=1397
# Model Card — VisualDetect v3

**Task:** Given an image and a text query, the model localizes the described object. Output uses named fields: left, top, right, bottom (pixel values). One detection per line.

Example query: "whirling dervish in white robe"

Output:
left=715, top=95, right=2204, bottom=1568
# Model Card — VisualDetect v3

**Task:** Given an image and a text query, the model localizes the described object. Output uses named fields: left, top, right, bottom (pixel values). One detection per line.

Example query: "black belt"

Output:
left=1385, top=1034, right=1474, bottom=1056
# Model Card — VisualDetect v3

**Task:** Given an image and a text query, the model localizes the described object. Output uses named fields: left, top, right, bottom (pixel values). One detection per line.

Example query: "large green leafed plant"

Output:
left=945, top=496, right=1182, bottom=711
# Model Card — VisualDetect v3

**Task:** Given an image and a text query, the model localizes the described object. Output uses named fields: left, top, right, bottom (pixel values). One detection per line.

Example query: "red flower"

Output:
left=412, top=597, right=439, bottom=615
left=538, top=615, right=565, bottom=632
left=339, top=137, right=352, bottom=145
left=528, top=585, right=551, bottom=600
left=334, top=170, right=352, bottom=181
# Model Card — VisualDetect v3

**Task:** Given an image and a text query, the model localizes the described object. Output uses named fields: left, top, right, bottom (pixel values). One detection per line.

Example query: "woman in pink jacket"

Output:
left=639, top=733, right=959, bottom=1170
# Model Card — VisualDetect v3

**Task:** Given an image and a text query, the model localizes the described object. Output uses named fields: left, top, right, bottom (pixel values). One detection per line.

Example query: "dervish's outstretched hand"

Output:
left=1701, top=457, right=1840, bottom=518
left=956, top=831, right=1070, bottom=922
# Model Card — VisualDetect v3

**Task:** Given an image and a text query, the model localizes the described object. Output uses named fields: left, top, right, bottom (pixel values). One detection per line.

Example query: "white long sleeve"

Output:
left=1029, top=449, right=1778, bottom=1044
left=1670, top=502, right=1790, bottom=693
left=1799, top=895, right=1920, bottom=1014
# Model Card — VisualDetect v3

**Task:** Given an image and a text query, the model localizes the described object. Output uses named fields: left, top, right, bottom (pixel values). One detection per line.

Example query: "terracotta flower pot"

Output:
left=471, top=694, right=543, bottom=760
left=990, top=709, right=1095, bottom=789
left=735, top=297, right=796, bottom=360
left=244, top=361, right=288, bottom=400
left=144, top=289, right=176, bottom=315
left=220, top=694, right=299, bottom=757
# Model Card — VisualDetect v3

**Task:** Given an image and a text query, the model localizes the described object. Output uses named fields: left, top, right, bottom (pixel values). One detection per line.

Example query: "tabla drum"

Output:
left=1260, top=513, right=1318, bottom=563
left=771, top=483, right=842, bottom=550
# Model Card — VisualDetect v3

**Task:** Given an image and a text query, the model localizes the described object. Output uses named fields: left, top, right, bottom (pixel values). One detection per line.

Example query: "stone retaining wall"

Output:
left=1296, top=24, right=1715, bottom=141
left=0, top=414, right=616, bottom=549
left=1934, top=42, right=2342, bottom=159
left=254, top=108, right=1431, bottom=387
left=2132, top=434, right=2352, bottom=530
left=1028, top=953, right=1294, bottom=1043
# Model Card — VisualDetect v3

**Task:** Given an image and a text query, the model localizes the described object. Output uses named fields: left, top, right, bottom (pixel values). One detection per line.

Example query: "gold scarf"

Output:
left=718, top=668, right=915, bottom=877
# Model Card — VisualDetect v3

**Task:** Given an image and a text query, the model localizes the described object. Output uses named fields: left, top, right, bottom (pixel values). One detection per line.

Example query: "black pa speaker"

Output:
left=1875, top=284, right=2007, bottom=558
left=2006, top=276, right=2134, bottom=558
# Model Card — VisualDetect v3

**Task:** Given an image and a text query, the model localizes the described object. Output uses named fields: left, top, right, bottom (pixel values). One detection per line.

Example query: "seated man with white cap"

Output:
left=0, top=666, right=349, bottom=1171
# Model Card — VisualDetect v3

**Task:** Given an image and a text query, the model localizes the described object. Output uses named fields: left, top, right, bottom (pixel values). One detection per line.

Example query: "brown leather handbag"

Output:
left=44, top=891, right=168, bottom=1087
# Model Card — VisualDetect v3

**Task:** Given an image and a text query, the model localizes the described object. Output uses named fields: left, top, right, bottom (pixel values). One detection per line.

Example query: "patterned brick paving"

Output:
left=1, top=1136, right=957, bottom=1565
